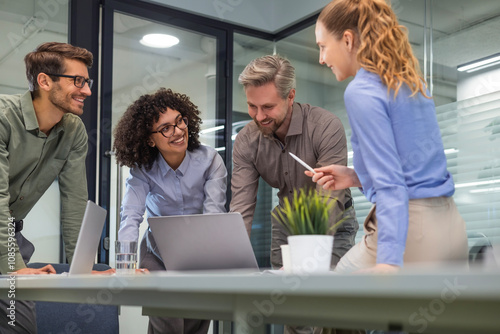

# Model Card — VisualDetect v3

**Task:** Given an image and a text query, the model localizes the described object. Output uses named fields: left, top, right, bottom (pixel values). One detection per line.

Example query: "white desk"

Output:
left=1, top=269, right=499, bottom=333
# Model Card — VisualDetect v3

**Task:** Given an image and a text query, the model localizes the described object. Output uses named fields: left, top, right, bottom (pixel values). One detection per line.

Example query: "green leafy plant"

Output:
left=272, top=187, right=348, bottom=235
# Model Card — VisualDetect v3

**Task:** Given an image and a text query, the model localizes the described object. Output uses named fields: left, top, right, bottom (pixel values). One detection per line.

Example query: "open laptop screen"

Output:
left=68, top=200, right=107, bottom=275
left=148, top=212, right=258, bottom=271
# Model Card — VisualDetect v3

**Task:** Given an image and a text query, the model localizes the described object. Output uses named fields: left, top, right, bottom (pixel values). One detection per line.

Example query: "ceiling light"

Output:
left=455, top=179, right=500, bottom=189
left=140, top=34, right=179, bottom=48
left=457, top=53, right=500, bottom=73
left=200, top=125, right=224, bottom=134
left=470, top=187, right=500, bottom=194
left=444, top=148, right=459, bottom=155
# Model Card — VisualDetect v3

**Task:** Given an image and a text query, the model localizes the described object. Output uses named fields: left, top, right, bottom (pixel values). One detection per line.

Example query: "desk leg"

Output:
left=215, top=320, right=233, bottom=334
left=234, top=308, right=266, bottom=334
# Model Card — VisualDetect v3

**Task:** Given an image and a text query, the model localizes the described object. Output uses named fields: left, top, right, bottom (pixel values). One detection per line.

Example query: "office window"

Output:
left=0, top=0, right=69, bottom=262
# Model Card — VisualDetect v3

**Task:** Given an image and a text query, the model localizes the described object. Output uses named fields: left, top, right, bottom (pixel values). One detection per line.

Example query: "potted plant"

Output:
left=272, top=187, right=348, bottom=273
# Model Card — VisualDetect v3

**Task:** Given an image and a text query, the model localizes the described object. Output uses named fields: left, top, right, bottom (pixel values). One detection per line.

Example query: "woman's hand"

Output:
left=305, top=165, right=361, bottom=190
left=92, top=268, right=116, bottom=275
left=356, top=264, right=400, bottom=274
left=91, top=268, right=149, bottom=275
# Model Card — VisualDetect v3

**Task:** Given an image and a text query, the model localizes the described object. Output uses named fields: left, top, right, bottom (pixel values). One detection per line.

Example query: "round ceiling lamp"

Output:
left=140, top=34, right=179, bottom=48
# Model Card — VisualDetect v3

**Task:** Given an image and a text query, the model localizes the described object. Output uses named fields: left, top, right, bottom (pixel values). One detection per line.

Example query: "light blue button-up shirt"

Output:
left=344, top=68, right=455, bottom=266
left=118, top=145, right=227, bottom=242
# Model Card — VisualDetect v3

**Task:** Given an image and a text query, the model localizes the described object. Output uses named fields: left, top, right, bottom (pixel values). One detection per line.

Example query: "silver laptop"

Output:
left=148, top=212, right=259, bottom=271
left=68, top=200, right=107, bottom=275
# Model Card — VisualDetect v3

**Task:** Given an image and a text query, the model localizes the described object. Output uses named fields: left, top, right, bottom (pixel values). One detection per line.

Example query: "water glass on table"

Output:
left=115, top=240, right=137, bottom=274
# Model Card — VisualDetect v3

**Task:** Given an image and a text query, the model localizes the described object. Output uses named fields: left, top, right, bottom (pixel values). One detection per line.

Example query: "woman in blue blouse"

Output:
left=113, top=88, right=227, bottom=333
left=309, top=0, right=468, bottom=274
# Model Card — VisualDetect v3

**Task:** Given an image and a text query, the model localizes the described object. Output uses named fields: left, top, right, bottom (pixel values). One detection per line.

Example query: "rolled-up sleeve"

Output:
left=203, top=152, right=227, bottom=213
left=58, top=121, right=88, bottom=265
left=230, top=132, right=260, bottom=236
left=118, top=167, right=150, bottom=242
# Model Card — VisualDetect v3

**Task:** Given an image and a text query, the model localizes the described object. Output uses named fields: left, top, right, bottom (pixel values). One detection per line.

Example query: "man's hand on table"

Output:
left=91, top=268, right=150, bottom=275
left=13, top=264, right=56, bottom=275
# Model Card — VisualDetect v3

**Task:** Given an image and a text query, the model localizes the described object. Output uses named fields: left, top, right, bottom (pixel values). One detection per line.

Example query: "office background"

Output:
left=1, top=0, right=499, bottom=332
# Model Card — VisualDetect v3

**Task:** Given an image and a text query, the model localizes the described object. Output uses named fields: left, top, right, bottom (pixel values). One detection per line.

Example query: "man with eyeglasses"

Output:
left=0, top=42, right=93, bottom=333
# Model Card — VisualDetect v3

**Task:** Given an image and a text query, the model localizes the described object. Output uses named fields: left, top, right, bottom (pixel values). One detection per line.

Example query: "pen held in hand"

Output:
left=289, top=152, right=316, bottom=174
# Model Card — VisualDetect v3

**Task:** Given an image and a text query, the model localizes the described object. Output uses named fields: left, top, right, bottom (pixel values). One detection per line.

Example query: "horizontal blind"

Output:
left=439, top=90, right=500, bottom=249
left=349, top=90, right=500, bottom=249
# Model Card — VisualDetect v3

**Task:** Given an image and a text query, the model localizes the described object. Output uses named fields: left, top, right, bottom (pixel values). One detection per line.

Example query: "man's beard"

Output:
left=254, top=112, right=287, bottom=138
left=255, top=119, right=278, bottom=138
left=49, top=85, right=84, bottom=116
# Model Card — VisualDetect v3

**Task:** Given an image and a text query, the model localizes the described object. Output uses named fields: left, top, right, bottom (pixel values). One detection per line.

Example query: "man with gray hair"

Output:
left=230, top=54, right=360, bottom=333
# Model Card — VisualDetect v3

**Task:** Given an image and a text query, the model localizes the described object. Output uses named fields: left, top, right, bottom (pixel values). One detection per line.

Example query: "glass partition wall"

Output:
left=0, top=0, right=69, bottom=263
left=232, top=33, right=276, bottom=267
left=234, top=0, right=500, bottom=265
left=107, top=11, right=221, bottom=266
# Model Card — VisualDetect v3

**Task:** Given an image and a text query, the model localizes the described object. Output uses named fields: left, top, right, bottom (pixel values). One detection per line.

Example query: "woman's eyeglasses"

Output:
left=151, top=117, right=188, bottom=138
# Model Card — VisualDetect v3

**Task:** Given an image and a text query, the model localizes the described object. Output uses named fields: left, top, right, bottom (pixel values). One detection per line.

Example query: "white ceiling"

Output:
left=147, top=0, right=330, bottom=33
left=1, top=0, right=500, bottom=101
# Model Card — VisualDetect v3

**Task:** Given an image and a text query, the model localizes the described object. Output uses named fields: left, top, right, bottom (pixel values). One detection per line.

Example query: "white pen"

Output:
left=289, top=152, right=316, bottom=174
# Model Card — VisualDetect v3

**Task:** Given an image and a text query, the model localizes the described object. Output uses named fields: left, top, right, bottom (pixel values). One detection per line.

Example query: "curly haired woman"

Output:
left=114, top=88, right=227, bottom=333
left=309, top=0, right=468, bottom=274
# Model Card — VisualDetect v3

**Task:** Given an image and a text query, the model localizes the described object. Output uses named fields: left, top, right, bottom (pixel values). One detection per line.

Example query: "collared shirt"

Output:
left=230, top=102, right=357, bottom=261
left=344, top=68, right=455, bottom=266
left=0, top=91, right=88, bottom=273
left=118, top=145, right=227, bottom=242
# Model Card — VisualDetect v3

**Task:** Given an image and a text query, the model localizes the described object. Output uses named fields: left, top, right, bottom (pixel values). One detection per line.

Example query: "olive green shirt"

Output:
left=0, top=91, right=88, bottom=273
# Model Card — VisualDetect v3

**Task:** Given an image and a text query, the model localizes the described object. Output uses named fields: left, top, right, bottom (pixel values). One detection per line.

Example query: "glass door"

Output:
left=99, top=1, right=228, bottom=265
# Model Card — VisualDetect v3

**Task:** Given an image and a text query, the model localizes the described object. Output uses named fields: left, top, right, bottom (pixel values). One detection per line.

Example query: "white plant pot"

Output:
left=287, top=235, right=334, bottom=274
left=280, top=244, right=292, bottom=273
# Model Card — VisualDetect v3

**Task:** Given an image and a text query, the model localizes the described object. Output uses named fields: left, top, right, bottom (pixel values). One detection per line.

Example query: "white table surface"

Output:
left=1, top=268, right=499, bottom=333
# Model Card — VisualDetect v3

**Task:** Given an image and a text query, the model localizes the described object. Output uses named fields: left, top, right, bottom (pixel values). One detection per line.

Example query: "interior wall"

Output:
left=21, top=182, right=61, bottom=262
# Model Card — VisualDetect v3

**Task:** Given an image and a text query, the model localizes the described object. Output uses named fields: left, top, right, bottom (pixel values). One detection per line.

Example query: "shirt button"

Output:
left=20, top=196, right=24, bottom=200
left=289, top=190, right=293, bottom=194
left=284, top=172, right=288, bottom=175
left=282, top=150, right=285, bottom=153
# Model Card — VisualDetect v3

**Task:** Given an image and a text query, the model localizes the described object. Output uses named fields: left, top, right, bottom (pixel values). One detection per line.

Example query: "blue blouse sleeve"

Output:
left=202, top=151, right=227, bottom=213
left=118, top=166, right=150, bottom=242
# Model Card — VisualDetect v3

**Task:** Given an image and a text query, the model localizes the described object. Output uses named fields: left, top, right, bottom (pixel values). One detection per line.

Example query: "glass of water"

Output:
left=115, top=240, right=138, bottom=274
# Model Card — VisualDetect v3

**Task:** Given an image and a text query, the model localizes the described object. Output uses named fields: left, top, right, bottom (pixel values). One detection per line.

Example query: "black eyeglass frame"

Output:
left=46, top=73, right=93, bottom=89
left=151, top=117, right=189, bottom=138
